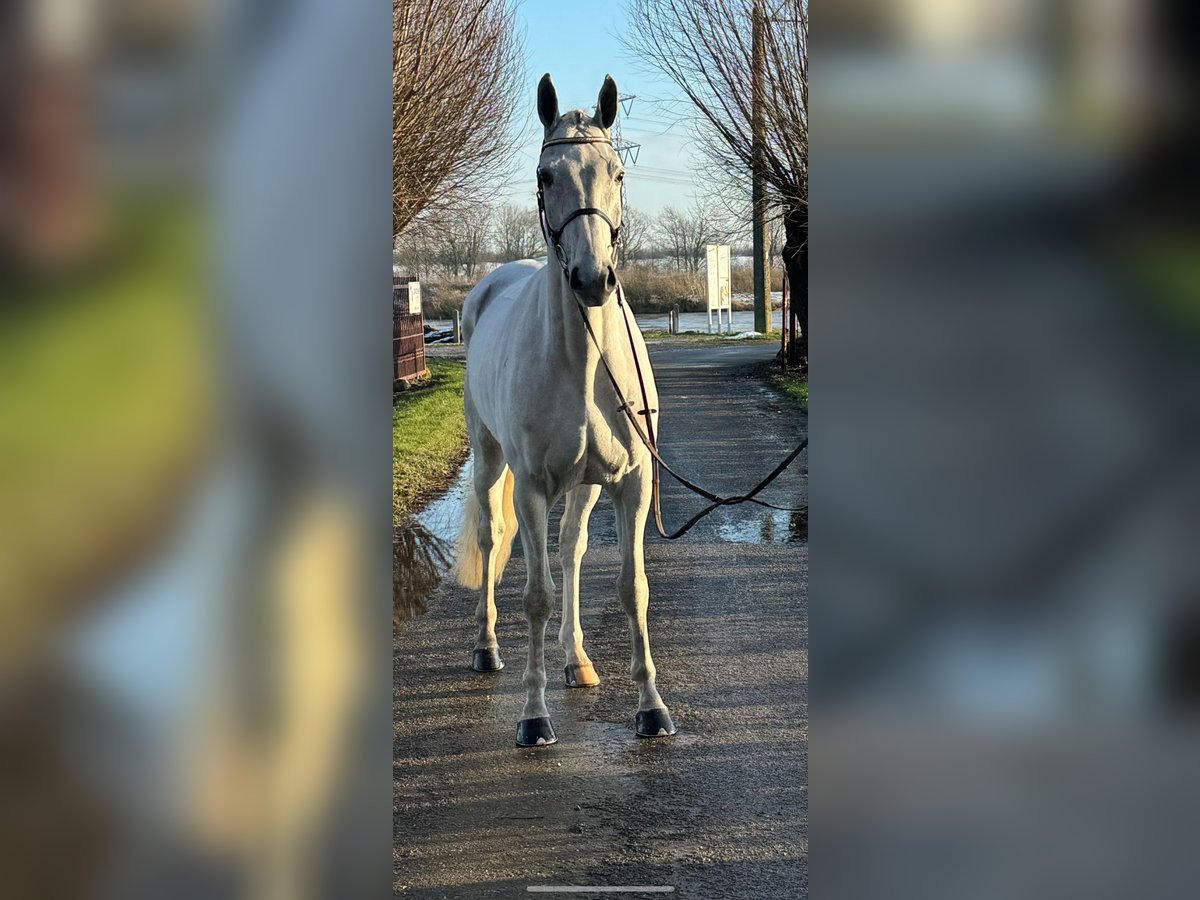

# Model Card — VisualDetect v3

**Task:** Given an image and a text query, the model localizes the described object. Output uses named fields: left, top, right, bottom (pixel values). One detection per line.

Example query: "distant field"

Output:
left=402, top=260, right=785, bottom=318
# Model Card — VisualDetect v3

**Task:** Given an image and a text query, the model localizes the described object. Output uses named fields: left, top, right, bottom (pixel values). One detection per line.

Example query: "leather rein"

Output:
left=536, top=135, right=807, bottom=540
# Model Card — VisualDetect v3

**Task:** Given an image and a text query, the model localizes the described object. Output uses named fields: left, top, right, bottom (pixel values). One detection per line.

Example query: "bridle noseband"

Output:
left=536, top=135, right=621, bottom=274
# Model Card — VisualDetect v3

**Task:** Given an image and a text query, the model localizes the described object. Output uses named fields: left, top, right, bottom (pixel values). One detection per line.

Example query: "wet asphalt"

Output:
left=394, top=342, right=808, bottom=898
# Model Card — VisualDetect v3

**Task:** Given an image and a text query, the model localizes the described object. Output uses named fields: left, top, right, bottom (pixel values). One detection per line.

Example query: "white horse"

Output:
left=453, top=73, right=675, bottom=747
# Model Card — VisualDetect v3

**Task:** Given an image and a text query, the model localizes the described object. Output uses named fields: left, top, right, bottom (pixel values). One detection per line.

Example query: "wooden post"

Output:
left=453, top=310, right=462, bottom=344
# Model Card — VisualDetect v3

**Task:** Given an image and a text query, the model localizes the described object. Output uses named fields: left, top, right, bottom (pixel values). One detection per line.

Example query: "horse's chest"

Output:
left=516, top=393, right=634, bottom=487
left=583, top=414, right=636, bottom=479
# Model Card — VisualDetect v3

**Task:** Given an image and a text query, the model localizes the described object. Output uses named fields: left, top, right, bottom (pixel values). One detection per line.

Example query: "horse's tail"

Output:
left=454, top=468, right=518, bottom=590
left=493, top=469, right=519, bottom=583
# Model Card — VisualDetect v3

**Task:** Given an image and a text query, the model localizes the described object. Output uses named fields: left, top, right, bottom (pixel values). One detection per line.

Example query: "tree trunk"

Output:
left=782, top=203, right=807, bottom=369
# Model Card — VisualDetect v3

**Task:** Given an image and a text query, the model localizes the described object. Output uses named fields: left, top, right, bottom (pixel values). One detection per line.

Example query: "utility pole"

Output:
left=751, top=0, right=770, bottom=334
left=611, top=94, right=640, bottom=265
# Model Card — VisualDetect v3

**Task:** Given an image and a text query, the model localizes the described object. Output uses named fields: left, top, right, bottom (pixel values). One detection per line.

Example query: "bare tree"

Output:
left=656, top=199, right=733, bottom=275
left=625, top=0, right=807, bottom=364
left=393, top=0, right=524, bottom=236
left=394, top=206, right=493, bottom=278
left=439, top=207, right=493, bottom=277
left=768, top=212, right=785, bottom=271
left=655, top=206, right=695, bottom=274
left=493, top=203, right=543, bottom=262
left=617, top=205, right=651, bottom=267
left=393, top=217, right=442, bottom=281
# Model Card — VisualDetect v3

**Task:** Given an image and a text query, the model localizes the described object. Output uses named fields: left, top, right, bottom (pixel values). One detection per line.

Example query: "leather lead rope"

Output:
left=573, top=284, right=808, bottom=541
left=535, top=137, right=806, bottom=539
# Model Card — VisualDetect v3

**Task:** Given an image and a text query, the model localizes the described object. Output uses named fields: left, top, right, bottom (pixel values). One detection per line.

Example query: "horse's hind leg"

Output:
left=469, top=432, right=507, bottom=672
left=512, top=476, right=558, bottom=746
left=612, top=466, right=676, bottom=738
left=560, top=484, right=602, bottom=687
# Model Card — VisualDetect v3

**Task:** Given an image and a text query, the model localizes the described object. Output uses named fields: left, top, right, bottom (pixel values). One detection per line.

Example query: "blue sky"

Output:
left=496, top=0, right=708, bottom=215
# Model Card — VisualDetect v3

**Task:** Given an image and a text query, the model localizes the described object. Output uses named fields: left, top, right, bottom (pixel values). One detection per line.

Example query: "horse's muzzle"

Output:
left=570, top=263, right=618, bottom=307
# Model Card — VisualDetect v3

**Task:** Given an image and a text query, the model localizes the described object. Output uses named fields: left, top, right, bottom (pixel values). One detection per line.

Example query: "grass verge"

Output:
left=640, top=329, right=776, bottom=343
left=769, top=370, right=808, bottom=409
left=393, top=359, right=468, bottom=523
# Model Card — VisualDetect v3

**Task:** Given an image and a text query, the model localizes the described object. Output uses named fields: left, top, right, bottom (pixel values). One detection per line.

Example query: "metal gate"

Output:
left=394, top=277, right=427, bottom=383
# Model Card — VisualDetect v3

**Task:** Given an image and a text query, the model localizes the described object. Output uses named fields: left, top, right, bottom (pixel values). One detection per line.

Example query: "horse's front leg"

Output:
left=466, top=432, right=508, bottom=672
left=612, top=465, right=676, bottom=738
left=560, top=484, right=602, bottom=687
left=512, top=476, right=558, bottom=746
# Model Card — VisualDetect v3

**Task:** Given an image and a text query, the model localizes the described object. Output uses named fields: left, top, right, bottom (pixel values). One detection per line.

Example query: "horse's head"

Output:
left=536, top=73, right=623, bottom=308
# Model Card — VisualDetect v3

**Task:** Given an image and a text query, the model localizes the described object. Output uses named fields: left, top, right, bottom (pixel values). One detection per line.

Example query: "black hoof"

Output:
left=470, top=648, right=504, bottom=672
left=516, top=716, right=557, bottom=747
left=635, top=708, right=677, bottom=738
left=564, top=663, right=600, bottom=688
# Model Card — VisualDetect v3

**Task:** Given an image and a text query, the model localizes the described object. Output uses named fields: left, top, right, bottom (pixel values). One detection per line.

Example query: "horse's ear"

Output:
left=537, top=73, right=558, bottom=130
left=595, top=75, right=618, bottom=130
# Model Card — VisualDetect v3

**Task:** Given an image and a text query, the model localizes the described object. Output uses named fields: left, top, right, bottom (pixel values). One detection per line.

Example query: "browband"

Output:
left=541, top=135, right=614, bottom=150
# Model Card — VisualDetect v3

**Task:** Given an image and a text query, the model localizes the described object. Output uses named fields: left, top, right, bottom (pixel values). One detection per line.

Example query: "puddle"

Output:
left=715, top=505, right=807, bottom=543
left=394, top=519, right=451, bottom=624
left=416, top=455, right=474, bottom=545
left=394, top=456, right=475, bottom=625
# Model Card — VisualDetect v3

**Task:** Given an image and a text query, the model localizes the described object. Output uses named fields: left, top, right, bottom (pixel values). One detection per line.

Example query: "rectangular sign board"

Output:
left=706, top=244, right=732, bottom=333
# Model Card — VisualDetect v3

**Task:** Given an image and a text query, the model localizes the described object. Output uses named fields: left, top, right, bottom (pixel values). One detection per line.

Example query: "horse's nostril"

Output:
left=605, top=266, right=617, bottom=289
left=569, top=267, right=582, bottom=289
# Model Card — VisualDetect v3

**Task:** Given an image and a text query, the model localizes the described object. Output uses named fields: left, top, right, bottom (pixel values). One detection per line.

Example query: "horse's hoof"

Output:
left=470, top=648, right=504, bottom=672
left=516, top=717, right=557, bottom=747
left=634, top=708, right=677, bottom=738
left=564, top=663, right=600, bottom=688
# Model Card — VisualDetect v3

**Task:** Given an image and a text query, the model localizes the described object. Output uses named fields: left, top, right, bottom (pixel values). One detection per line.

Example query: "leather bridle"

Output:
left=536, top=135, right=621, bottom=275
left=534, top=132, right=807, bottom=540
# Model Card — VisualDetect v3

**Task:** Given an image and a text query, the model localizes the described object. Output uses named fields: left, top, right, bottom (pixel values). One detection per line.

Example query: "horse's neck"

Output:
left=539, top=264, right=622, bottom=374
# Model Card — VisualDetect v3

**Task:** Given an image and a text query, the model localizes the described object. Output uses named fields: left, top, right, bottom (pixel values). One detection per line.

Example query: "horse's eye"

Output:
left=616, top=172, right=624, bottom=182
left=538, top=170, right=552, bottom=186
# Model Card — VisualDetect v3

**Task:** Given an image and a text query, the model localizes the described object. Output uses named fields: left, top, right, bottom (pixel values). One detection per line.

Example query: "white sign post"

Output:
left=706, top=244, right=732, bottom=334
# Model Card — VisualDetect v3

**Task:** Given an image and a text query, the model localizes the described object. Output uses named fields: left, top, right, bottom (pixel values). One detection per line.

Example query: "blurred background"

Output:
left=813, top=0, right=1200, bottom=898
left=0, top=1, right=390, bottom=898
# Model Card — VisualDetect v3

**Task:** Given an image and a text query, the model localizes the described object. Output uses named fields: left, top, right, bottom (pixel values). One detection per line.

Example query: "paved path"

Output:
left=394, top=343, right=807, bottom=898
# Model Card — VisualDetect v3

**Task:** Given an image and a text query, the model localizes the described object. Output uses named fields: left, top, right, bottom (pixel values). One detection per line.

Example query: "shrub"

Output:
left=407, top=262, right=785, bottom=319
left=617, top=266, right=707, bottom=312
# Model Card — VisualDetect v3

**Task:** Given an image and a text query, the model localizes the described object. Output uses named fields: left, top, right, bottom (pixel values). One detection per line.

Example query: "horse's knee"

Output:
left=559, top=510, right=588, bottom=552
left=617, top=569, right=647, bottom=608
left=523, top=585, right=552, bottom=621
left=561, top=532, right=587, bottom=566
left=477, top=528, right=494, bottom=556
left=475, top=507, right=496, bottom=548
